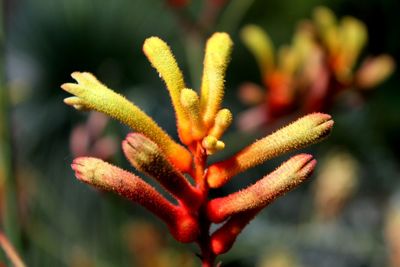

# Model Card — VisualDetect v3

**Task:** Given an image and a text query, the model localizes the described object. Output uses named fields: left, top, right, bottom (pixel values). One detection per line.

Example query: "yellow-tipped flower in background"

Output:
left=238, top=6, right=395, bottom=131
left=62, top=32, right=333, bottom=266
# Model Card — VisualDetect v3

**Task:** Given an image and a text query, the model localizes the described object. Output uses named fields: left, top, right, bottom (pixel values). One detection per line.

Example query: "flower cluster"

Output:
left=61, top=32, right=333, bottom=266
left=239, top=6, right=394, bottom=129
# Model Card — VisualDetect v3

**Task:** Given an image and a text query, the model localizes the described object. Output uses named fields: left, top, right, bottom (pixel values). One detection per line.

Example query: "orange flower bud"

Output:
left=207, top=113, right=333, bottom=188
left=207, top=154, right=316, bottom=223
left=210, top=209, right=259, bottom=255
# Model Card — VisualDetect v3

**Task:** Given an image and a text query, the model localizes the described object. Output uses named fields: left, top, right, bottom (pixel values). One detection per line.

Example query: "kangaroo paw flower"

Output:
left=207, top=113, right=333, bottom=188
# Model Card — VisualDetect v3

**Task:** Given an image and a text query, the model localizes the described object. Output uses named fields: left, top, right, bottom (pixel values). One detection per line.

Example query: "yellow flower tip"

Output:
left=143, top=36, right=190, bottom=143
left=180, top=88, right=205, bottom=140
left=206, top=113, right=333, bottom=188
left=209, top=108, right=233, bottom=139
left=356, top=55, right=395, bottom=89
left=201, top=32, right=233, bottom=128
left=202, top=136, right=225, bottom=155
left=206, top=32, right=233, bottom=66
left=240, top=24, right=275, bottom=74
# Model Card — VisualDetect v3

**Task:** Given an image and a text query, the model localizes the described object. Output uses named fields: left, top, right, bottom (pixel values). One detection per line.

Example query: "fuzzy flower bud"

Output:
left=202, top=136, right=225, bottom=155
left=71, top=157, right=198, bottom=243
left=210, top=209, right=259, bottom=255
left=200, top=32, right=233, bottom=128
left=143, top=37, right=192, bottom=144
left=209, top=108, right=233, bottom=139
left=207, top=113, right=333, bottom=188
left=61, top=72, right=192, bottom=172
left=207, top=154, right=316, bottom=223
left=122, top=133, right=201, bottom=208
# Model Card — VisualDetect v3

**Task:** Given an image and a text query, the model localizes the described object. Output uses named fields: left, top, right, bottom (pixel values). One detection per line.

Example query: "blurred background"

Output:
left=1, top=0, right=400, bottom=266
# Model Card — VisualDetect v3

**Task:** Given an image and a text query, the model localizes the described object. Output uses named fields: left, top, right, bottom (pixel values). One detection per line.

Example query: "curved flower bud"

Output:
left=143, top=37, right=192, bottom=144
left=61, top=72, right=192, bottom=172
left=200, top=32, right=233, bottom=128
left=71, top=157, right=198, bottom=243
left=207, top=113, right=333, bottom=188
left=207, top=154, right=316, bottom=223
left=122, top=133, right=201, bottom=208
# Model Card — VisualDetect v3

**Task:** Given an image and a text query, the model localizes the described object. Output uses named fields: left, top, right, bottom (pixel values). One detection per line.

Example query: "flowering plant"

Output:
left=61, top=32, right=333, bottom=266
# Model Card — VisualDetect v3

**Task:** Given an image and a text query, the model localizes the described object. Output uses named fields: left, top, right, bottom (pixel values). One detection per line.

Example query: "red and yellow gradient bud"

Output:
left=143, top=37, right=192, bottom=145
left=240, top=24, right=275, bottom=75
left=200, top=32, right=233, bottom=128
left=180, top=88, right=206, bottom=140
left=61, top=72, right=192, bottom=172
left=206, top=154, right=316, bottom=223
left=122, top=133, right=201, bottom=208
left=71, top=157, right=198, bottom=243
left=210, top=209, right=259, bottom=255
left=207, top=113, right=333, bottom=188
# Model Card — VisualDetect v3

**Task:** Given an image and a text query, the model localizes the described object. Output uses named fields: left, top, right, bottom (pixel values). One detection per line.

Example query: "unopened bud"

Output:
left=180, top=88, right=206, bottom=140
left=207, top=113, right=333, bottom=188
left=202, top=136, right=225, bottom=155
left=123, top=133, right=200, bottom=208
left=207, top=154, right=316, bottom=223
left=209, top=109, right=233, bottom=139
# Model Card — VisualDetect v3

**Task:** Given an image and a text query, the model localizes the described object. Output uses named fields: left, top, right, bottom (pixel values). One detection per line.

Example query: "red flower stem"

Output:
left=191, top=141, right=216, bottom=267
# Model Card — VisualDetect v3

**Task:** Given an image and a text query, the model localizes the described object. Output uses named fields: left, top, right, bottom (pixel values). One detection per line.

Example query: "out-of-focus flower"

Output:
left=239, top=6, right=395, bottom=131
left=313, top=150, right=359, bottom=221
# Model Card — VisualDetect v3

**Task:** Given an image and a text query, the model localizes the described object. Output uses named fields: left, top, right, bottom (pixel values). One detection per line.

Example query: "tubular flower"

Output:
left=239, top=6, right=394, bottom=130
left=62, top=33, right=333, bottom=266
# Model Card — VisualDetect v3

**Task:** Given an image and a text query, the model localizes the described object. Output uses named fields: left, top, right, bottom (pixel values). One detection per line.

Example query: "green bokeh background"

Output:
left=2, top=0, right=400, bottom=266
